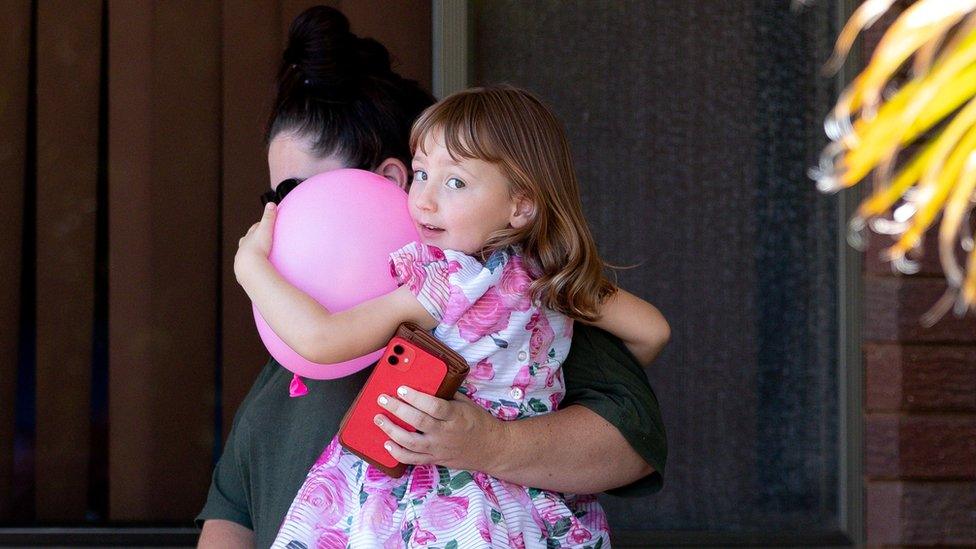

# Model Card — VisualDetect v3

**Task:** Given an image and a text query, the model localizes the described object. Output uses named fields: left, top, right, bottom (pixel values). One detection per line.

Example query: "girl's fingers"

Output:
left=393, top=385, right=452, bottom=421
left=260, top=202, right=276, bottom=225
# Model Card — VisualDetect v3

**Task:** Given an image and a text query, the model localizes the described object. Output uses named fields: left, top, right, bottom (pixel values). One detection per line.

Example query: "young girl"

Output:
left=236, top=86, right=665, bottom=548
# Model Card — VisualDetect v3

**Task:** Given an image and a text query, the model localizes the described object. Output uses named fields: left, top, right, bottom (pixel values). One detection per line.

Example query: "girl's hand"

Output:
left=234, top=202, right=277, bottom=283
left=373, top=387, right=508, bottom=472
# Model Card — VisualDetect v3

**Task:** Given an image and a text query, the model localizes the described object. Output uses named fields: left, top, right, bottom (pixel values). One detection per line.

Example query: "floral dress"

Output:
left=272, top=242, right=610, bottom=549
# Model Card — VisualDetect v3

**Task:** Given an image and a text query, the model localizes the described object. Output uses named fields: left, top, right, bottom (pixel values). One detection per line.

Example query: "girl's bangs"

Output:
left=410, top=96, right=504, bottom=164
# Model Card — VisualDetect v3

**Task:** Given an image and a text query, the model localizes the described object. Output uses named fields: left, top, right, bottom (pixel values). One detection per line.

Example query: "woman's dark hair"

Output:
left=268, top=6, right=434, bottom=170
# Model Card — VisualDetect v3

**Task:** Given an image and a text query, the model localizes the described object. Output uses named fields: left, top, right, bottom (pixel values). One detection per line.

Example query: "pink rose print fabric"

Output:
left=272, top=242, right=609, bottom=548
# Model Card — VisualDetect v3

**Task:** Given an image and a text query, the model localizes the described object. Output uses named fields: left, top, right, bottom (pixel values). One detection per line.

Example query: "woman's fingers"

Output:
left=393, top=385, right=452, bottom=420
left=373, top=414, right=429, bottom=453
left=377, top=392, right=439, bottom=432
left=380, top=439, right=432, bottom=465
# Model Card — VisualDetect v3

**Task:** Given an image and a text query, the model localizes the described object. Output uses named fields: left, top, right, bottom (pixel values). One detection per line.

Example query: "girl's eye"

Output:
left=446, top=177, right=466, bottom=189
left=413, top=169, right=428, bottom=182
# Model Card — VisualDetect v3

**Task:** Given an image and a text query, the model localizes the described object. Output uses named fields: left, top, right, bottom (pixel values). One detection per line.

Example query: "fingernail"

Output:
left=266, top=202, right=275, bottom=210
left=378, top=394, right=389, bottom=405
left=384, top=441, right=393, bottom=451
left=374, top=415, right=384, bottom=426
left=397, top=386, right=408, bottom=397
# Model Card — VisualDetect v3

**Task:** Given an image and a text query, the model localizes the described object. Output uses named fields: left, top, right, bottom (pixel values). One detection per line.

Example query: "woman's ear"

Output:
left=509, top=196, right=536, bottom=229
left=375, top=158, right=410, bottom=191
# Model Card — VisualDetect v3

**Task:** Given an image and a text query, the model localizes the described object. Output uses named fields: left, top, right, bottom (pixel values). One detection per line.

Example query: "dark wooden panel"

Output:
left=0, top=0, right=31, bottom=522
left=108, top=0, right=220, bottom=521
left=220, top=0, right=281, bottom=438
left=34, top=0, right=101, bottom=521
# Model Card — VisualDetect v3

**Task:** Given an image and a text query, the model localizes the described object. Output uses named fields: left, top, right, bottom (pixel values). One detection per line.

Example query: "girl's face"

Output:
left=409, top=130, right=525, bottom=255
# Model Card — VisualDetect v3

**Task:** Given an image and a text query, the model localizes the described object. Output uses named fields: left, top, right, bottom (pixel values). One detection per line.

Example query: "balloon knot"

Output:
left=289, top=374, right=309, bottom=398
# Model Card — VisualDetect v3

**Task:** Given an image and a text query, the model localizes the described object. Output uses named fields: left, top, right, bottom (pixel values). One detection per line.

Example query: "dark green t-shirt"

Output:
left=195, top=325, right=666, bottom=547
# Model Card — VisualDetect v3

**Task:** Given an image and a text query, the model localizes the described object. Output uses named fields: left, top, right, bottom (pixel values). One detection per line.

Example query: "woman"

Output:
left=197, top=7, right=668, bottom=547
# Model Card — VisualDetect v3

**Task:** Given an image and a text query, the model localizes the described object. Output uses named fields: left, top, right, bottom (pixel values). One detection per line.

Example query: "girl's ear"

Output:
left=509, top=195, right=536, bottom=229
left=375, top=158, right=410, bottom=191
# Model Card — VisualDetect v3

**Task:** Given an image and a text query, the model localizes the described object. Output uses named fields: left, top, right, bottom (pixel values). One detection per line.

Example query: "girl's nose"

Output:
left=415, top=185, right=437, bottom=212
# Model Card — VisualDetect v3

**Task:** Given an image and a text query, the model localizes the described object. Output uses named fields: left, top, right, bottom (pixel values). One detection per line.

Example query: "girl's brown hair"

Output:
left=409, top=85, right=616, bottom=322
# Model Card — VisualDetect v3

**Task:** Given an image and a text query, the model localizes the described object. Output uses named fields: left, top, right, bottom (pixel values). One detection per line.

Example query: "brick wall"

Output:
left=863, top=228, right=976, bottom=546
left=855, top=6, right=976, bottom=544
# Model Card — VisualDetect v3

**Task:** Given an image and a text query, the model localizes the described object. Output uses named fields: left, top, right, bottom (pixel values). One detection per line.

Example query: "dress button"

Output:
left=510, top=387, right=524, bottom=400
left=517, top=350, right=528, bottom=362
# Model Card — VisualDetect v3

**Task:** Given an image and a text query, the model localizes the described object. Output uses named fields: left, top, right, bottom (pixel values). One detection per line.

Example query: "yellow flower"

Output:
left=813, top=0, right=976, bottom=325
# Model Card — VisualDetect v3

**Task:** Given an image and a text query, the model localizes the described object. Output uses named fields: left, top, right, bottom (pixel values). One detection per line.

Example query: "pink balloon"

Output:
left=253, top=169, right=419, bottom=379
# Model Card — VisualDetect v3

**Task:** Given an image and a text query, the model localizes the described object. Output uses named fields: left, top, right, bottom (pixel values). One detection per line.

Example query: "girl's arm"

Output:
left=234, top=203, right=436, bottom=364
left=586, top=288, right=670, bottom=366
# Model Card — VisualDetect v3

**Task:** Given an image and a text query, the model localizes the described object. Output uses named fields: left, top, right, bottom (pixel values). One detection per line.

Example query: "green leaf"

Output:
left=546, top=538, right=561, bottom=549
left=594, top=537, right=604, bottom=549
left=401, top=523, right=414, bottom=543
left=391, top=483, right=407, bottom=501
left=548, top=348, right=556, bottom=358
left=528, top=398, right=548, bottom=413
left=359, top=490, right=368, bottom=505
left=445, top=541, right=458, bottom=549
left=528, top=487, right=542, bottom=498
left=491, top=509, right=502, bottom=524
left=449, top=471, right=473, bottom=490
left=437, top=465, right=451, bottom=487
left=552, top=517, right=571, bottom=537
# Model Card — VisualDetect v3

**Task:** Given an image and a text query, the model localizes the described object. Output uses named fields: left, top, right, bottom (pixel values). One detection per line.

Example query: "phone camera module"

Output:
left=393, top=345, right=404, bottom=355
left=387, top=355, right=399, bottom=366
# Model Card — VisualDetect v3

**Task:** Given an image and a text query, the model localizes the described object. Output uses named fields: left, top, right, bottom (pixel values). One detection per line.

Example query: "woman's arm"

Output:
left=373, top=324, right=668, bottom=494
left=198, top=519, right=255, bottom=548
left=587, top=288, right=670, bottom=366
left=234, top=203, right=435, bottom=364
left=374, top=388, right=651, bottom=493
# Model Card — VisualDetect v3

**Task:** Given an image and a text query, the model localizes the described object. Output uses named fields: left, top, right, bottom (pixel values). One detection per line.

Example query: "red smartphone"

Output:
left=338, top=322, right=468, bottom=477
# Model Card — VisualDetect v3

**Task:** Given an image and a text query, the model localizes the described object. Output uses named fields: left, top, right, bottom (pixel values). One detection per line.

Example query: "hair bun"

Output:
left=355, top=37, right=393, bottom=77
left=283, top=5, right=393, bottom=92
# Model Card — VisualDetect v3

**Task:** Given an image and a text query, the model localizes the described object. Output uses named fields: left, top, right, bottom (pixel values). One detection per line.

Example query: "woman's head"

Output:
left=266, top=6, right=434, bottom=189
left=409, top=85, right=616, bottom=320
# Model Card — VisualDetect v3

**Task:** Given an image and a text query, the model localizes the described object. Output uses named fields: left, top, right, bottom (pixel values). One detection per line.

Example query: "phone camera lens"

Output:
left=387, top=355, right=399, bottom=366
left=393, top=345, right=404, bottom=355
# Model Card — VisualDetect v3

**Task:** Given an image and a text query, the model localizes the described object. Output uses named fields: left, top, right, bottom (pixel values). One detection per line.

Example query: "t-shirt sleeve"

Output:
left=195, top=421, right=253, bottom=530
left=389, top=241, right=485, bottom=324
left=560, top=324, right=668, bottom=497
left=195, top=358, right=278, bottom=530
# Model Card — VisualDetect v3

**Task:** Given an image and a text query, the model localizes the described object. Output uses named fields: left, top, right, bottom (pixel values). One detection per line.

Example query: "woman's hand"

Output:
left=374, top=386, right=509, bottom=471
left=234, top=202, right=277, bottom=284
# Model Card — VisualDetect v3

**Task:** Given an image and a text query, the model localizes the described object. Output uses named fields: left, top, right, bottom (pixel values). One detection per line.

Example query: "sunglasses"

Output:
left=260, top=178, right=305, bottom=206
